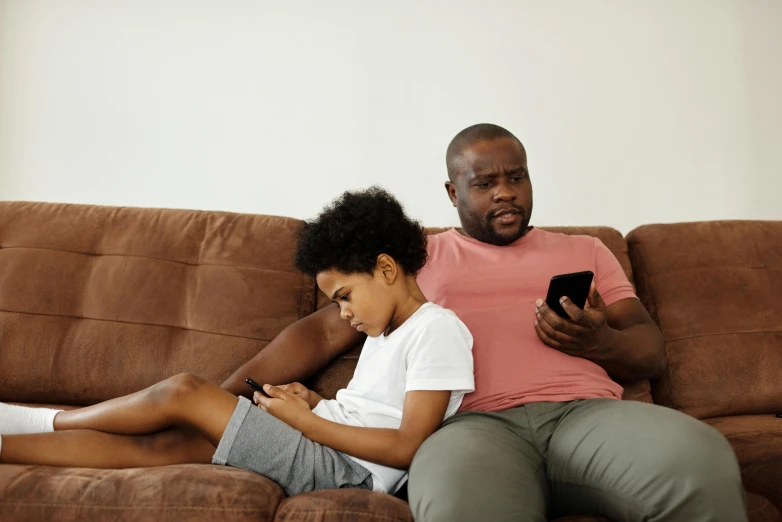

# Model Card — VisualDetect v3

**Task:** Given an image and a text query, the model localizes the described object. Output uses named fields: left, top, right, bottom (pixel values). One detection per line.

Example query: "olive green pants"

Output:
left=409, top=399, right=746, bottom=522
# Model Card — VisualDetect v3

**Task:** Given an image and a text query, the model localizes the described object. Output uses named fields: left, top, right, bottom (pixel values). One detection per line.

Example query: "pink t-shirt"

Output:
left=417, top=227, right=637, bottom=413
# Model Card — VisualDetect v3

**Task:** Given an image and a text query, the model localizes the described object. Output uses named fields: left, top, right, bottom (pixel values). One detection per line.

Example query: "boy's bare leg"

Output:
left=0, top=427, right=216, bottom=468
left=52, top=373, right=238, bottom=446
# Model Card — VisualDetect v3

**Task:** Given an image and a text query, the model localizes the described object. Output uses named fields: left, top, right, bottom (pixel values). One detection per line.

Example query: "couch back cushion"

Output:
left=310, top=226, right=652, bottom=403
left=627, top=221, right=782, bottom=419
left=0, top=202, right=315, bottom=405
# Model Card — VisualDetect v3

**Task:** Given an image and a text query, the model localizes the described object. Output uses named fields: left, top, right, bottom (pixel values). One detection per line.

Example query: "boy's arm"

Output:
left=222, top=303, right=365, bottom=399
left=260, top=387, right=451, bottom=469
left=307, top=391, right=326, bottom=410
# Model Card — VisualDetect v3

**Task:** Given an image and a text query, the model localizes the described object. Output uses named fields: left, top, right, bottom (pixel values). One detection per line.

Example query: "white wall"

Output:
left=1, top=0, right=780, bottom=233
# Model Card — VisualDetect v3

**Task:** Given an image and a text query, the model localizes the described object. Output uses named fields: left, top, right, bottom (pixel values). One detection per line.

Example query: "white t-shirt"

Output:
left=312, top=302, right=474, bottom=494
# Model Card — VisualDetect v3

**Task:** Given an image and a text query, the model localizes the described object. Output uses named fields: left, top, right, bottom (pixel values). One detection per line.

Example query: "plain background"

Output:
left=1, top=0, right=780, bottom=233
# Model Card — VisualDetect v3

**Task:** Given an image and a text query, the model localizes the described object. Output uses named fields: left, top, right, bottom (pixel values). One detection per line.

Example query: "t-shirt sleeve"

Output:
left=593, top=238, right=637, bottom=306
left=405, top=316, right=475, bottom=393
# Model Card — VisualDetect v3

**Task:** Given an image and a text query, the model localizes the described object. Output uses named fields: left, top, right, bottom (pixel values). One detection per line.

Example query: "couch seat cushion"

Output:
left=0, top=463, right=283, bottom=522
left=274, top=489, right=412, bottom=522
left=745, top=493, right=782, bottom=522
left=706, top=414, right=782, bottom=512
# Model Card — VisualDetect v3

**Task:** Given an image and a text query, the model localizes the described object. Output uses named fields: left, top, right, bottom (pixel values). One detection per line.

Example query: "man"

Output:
left=404, top=124, right=746, bottom=521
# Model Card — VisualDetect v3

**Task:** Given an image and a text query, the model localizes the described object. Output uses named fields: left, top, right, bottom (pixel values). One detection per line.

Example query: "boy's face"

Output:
left=316, top=268, right=396, bottom=338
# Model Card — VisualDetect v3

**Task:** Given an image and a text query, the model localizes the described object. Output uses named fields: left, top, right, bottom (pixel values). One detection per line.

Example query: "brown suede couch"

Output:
left=0, top=201, right=780, bottom=522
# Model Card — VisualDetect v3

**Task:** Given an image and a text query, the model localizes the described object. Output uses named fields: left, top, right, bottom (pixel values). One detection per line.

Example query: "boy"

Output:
left=0, top=187, right=474, bottom=496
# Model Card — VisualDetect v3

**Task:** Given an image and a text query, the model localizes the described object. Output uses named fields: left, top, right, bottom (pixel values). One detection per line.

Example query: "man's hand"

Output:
left=255, top=384, right=315, bottom=431
left=534, top=281, right=615, bottom=359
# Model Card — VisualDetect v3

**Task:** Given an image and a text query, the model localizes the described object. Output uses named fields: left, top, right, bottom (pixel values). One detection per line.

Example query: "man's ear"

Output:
left=375, top=254, right=398, bottom=284
left=445, top=181, right=458, bottom=208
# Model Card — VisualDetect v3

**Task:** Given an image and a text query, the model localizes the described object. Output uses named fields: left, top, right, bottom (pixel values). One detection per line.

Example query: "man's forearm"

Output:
left=590, top=323, right=666, bottom=382
left=221, top=304, right=364, bottom=398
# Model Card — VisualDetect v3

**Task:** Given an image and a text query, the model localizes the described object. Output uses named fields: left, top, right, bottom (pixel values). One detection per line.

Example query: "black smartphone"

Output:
left=545, top=270, right=594, bottom=318
left=245, top=378, right=270, bottom=398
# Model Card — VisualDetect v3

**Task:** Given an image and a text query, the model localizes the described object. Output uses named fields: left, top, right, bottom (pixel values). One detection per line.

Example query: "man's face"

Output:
left=446, top=137, right=533, bottom=246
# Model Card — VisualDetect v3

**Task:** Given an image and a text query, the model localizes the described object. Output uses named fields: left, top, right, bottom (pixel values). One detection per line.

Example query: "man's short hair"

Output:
left=446, top=123, right=522, bottom=181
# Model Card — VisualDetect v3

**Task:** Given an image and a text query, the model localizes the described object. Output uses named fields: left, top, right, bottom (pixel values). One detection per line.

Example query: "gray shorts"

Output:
left=212, top=396, right=373, bottom=496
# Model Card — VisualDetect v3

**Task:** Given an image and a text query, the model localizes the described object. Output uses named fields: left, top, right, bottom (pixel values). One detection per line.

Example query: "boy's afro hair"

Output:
left=294, top=186, right=428, bottom=277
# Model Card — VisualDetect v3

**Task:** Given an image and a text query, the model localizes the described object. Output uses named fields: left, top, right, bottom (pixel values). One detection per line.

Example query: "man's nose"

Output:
left=493, top=181, right=516, bottom=202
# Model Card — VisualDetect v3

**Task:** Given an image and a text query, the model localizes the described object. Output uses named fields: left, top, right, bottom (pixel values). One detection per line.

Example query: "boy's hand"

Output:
left=278, top=382, right=315, bottom=409
left=255, top=384, right=314, bottom=430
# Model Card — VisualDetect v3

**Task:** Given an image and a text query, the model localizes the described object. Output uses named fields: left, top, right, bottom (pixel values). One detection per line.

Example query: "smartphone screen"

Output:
left=545, top=271, right=594, bottom=318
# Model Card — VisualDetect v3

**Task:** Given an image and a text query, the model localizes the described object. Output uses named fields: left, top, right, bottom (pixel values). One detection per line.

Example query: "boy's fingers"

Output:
left=255, top=392, right=271, bottom=410
left=264, top=384, right=291, bottom=400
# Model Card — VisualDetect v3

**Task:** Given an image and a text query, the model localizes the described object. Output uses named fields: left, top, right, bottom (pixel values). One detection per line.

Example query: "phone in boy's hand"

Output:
left=245, top=378, right=271, bottom=398
left=545, top=270, right=594, bottom=319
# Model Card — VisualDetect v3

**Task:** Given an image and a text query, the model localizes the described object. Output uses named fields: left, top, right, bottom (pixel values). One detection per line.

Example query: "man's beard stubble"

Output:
left=457, top=204, right=531, bottom=246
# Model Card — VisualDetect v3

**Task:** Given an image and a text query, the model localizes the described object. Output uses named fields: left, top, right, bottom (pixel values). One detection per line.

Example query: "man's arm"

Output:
left=588, top=296, right=666, bottom=382
left=221, top=303, right=365, bottom=398
left=534, top=283, right=666, bottom=382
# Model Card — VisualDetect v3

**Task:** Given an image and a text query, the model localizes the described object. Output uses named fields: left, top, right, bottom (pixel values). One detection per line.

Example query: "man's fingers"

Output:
left=536, top=314, right=576, bottom=346
left=559, top=297, right=589, bottom=325
left=587, top=281, right=606, bottom=310
left=534, top=320, right=561, bottom=348
left=535, top=300, right=586, bottom=337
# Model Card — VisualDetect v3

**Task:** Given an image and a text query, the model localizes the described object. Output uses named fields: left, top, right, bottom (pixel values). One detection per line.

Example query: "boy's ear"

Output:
left=375, top=254, right=398, bottom=284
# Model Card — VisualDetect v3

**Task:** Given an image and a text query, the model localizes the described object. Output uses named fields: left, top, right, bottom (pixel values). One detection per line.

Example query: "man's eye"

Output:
left=475, top=182, right=491, bottom=188
left=511, top=176, right=525, bottom=182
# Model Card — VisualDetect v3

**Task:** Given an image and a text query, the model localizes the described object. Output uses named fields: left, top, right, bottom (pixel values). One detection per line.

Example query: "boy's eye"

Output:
left=340, top=293, right=350, bottom=301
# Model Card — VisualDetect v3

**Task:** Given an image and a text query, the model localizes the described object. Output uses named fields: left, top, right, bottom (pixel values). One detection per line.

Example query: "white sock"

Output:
left=0, top=402, right=62, bottom=435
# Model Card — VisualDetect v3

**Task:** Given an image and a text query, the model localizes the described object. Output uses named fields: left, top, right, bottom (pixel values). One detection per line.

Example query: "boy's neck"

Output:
left=385, top=276, right=428, bottom=336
